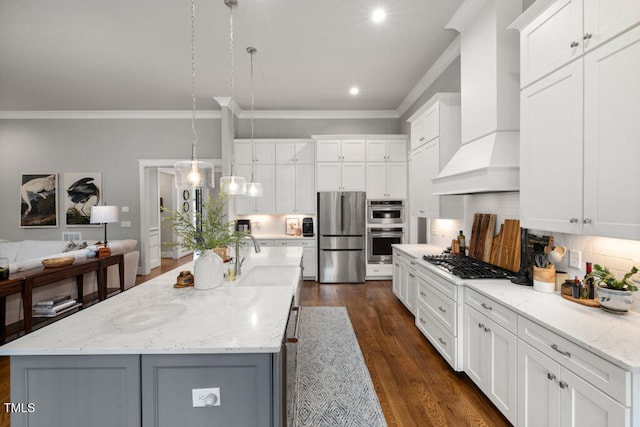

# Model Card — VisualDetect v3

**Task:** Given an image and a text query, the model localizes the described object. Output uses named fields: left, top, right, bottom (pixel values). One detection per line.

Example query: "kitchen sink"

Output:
left=236, top=265, right=299, bottom=287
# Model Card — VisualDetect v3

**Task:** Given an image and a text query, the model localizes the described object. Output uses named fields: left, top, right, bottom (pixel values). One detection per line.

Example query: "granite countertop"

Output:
left=391, top=243, right=445, bottom=259
left=393, top=243, right=640, bottom=372
left=0, top=247, right=303, bottom=356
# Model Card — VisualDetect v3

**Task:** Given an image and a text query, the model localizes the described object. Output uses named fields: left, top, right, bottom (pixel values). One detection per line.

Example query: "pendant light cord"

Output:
left=190, top=0, right=198, bottom=161
left=228, top=2, right=236, bottom=175
left=248, top=47, right=256, bottom=182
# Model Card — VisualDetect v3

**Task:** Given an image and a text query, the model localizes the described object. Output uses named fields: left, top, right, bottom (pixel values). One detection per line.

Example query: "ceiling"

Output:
left=0, top=0, right=463, bottom=113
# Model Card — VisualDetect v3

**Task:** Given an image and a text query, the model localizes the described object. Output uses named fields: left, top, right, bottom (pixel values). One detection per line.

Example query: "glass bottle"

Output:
left=457, top=230, right=466, bottom=256
left=584, top=262, right=595, bottom=299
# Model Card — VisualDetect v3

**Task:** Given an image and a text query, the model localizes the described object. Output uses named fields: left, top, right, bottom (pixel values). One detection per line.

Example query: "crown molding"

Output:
left=237, top=110, right=399, bottom=119
left=395, top=35, right=461, bottom=118
left=0, top=110, right=222, bottom=120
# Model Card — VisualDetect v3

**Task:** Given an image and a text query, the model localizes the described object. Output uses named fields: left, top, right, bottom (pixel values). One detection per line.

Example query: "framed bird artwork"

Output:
left=64, top=172, right=102, bottom=227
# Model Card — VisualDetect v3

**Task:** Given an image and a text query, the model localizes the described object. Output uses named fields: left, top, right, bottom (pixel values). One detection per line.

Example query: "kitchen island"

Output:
left=0, top=246, right=303, bottom=427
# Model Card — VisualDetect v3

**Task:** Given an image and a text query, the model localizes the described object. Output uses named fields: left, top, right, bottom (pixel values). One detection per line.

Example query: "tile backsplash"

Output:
left=436, top=191, right=640, bottom=310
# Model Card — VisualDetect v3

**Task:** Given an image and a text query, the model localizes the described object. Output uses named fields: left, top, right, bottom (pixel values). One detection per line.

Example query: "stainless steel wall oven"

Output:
left=367, top=200, right=404, bottom=224
left=367, top=227, right=404, bottom=264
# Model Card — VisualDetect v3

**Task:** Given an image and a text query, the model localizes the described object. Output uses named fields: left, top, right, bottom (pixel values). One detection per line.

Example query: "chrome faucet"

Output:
left=235, top=234, right=261, bottom=276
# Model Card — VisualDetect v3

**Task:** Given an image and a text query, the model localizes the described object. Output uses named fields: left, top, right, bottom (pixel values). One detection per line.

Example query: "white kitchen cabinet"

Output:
left=366, top=162, right=407, bottom=199
left=407, top=93, right=463, bottom=219
left=275, top=140, right=315, bottom=164
left=518, top=340, right=629, bottom=427
left=519, top=17, right=640, bottom=239
left=414, top=263, right=464, bottom=371
left=516, top=0, right=640, bottom=88
left=366, top=139, right=407, bottom=162
left=463, top=289, right=517, bottom=424
left=316, top=162, right=366, bottom=192
left=234, top=140, right=275, bottom=164
left=233, top=164, right=275, bottom=214
left=273, top=239, right=316, bottom=280
left=391, top=249, right=416, bottom=314
left=315, top=139, right=365, bottom=162
left=275, top=163, right=315, bottom=214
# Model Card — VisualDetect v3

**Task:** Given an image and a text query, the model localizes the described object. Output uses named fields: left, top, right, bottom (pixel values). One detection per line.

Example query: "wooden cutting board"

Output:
left=490, top=219, right=521, bottom=272
left=468, top=213, right=496, bottom=262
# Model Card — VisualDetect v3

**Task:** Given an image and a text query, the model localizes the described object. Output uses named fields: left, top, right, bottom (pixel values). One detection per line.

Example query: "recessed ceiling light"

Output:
left=350, top=86, right=360, bottom=95
left=371, top=8, right=386, bottom=23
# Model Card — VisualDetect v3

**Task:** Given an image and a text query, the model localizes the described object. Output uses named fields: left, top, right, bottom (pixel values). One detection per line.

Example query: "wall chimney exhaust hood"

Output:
left=432, top=0, right=522, bottom=196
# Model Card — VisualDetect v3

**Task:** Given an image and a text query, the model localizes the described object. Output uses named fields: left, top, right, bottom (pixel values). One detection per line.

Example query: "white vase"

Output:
left=193, top=249, right=225, bottom=290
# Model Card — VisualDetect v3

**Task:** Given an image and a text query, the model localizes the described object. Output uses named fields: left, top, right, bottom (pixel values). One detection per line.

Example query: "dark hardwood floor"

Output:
left=300, top=280, right=511, bottom=427
left=1, top=258, right=510, bottom=427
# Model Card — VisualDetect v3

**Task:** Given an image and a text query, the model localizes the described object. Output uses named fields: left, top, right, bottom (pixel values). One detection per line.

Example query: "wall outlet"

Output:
left=120, top=221, right=132, bottom=228
left=569, top=250, right=582, bottom=269
left=192, top=388, right=220, bottom=407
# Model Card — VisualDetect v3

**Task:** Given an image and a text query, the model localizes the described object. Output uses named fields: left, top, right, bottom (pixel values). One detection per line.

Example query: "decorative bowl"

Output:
left=42, top=256, right=75, bottom=268
left=596, top=286, right=633, bottom=313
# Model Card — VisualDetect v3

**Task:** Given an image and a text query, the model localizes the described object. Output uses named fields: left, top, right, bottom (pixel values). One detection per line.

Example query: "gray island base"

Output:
left=2, top=247, right=303, bottom=427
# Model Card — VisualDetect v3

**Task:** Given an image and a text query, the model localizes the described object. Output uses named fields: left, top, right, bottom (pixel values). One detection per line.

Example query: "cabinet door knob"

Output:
left=419, top=317, right=426, bottom=325
left=559, top=381, right=569, bottom=389
left=583, top=33, right=592, bottom=40
left=569, top=218, right=579, bottom=223
left=570, top=41, right=579, bottom=48
left=547, top=373, right=556, bottom=381
left=583, top=218, right=592, bottom=224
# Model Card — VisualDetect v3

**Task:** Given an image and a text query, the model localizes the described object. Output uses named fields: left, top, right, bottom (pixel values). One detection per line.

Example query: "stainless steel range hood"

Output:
left=432, top=0, right=522, bottom=196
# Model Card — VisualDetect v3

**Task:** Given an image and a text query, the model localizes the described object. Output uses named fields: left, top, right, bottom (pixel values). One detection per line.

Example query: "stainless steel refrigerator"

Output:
left=317, top=191, right=366, bottom=283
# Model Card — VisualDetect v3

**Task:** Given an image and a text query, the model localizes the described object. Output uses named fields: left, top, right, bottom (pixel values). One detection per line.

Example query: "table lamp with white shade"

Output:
left=90, top=205, right=119, bottom=257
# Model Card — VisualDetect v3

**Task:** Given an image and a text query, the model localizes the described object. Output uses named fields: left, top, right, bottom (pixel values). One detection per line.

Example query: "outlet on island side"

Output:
left=192, top=388, right=221, bottom=407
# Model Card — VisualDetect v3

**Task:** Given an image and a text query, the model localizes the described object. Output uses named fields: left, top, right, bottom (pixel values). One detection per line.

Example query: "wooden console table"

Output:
left=0, top=253, right=124, bottom=341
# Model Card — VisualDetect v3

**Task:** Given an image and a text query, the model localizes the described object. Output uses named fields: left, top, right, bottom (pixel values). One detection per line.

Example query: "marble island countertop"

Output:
left=393, top=244, right=640, bottom=372
left=0, top=247, right=303, bottom=356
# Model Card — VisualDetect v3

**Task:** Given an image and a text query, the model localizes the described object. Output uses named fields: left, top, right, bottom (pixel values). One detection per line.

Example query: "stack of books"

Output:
left=32, top=295, right=81, bottom=318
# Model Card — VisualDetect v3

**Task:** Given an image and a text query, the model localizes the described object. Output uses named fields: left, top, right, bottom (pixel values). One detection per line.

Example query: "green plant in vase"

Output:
left=163, top=190, right=247, bottom=289
left=586, top=264, right=639, bottom=313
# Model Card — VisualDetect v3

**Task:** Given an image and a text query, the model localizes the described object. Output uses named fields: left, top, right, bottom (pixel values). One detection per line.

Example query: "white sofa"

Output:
left=0, top=239, right=140, bottom=327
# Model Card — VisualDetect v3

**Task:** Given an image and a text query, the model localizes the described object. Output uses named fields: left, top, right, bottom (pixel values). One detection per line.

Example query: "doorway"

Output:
left=138, top=159, right=220, bottom=275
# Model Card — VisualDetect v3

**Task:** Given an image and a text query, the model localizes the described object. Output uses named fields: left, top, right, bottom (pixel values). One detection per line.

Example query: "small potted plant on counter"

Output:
left=163, top=191, right=248, bottom=290
left=587, top=264, right=639, bottom=313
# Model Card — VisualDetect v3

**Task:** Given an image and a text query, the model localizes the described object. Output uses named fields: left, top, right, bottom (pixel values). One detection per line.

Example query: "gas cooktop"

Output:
left=422, top=254, right=515, bottom=280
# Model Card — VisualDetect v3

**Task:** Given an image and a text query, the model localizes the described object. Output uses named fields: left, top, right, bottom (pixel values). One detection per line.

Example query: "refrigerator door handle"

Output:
left=340, top=193, right=345, bottom=234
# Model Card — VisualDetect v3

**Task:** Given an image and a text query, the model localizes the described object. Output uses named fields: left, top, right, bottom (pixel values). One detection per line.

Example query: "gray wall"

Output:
left=0, top=115, right=401, bottom=245
left=0, top=118, right=220, bottom=244
left=399, top=57, right=461, bottom=133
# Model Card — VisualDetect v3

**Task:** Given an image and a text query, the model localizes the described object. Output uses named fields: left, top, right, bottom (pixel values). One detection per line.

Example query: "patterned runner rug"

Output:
left=295, top=306, right=387, bottom=427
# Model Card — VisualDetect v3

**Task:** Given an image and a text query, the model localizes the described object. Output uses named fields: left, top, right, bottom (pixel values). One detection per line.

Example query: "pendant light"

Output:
left=175, top=0, right=214, bottom=190
left=219, top=0, right=246, bottom=195
left=245, top=46, right=263, bottom=197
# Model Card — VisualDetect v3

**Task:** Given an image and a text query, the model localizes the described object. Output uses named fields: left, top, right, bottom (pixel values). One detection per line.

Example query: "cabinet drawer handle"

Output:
left=559, top=381, right=569, bottom=389
left=583, top=218, right=592, bottom=224
left=438, top=306, right=446, bottom=313
left=481, top=303, right=492, bottom=311
left=438, top=337, right=447, bottom=346
left=547, top=373, right=556, bottom=381
left=570, top=41, right=579, bottom=48
left=569, top=218, right=579, bottom=223
left=583, top=33, right=592, bottom=40
left=483, top=327, right=491, bottom=333
left=478, top=323, right=484, bottom=329
left=420, top=291, right=427, bottom=297
left=551, top=344, right=571, bottom=358
left=419, top=317, right=426, bottom=325
left=409, top=273, right=415, bottom=278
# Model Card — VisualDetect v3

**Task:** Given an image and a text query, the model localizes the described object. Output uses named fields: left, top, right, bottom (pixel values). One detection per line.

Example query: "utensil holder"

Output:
left=533, top=265, right=556, bottom=293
